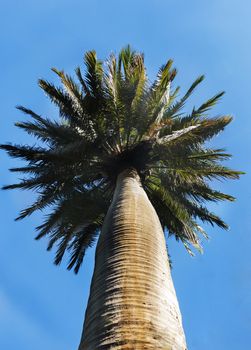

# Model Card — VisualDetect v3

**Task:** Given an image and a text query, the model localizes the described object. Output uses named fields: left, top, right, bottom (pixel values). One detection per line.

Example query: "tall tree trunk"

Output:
left=78, top=168, right=187, bottom=349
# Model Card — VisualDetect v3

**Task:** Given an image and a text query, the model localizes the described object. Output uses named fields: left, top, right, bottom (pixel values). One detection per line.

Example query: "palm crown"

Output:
left=1, top=46, right=242, bottom=273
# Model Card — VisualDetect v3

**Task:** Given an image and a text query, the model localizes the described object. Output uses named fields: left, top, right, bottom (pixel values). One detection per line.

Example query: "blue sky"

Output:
left=1, top=0, right=250, bottom=349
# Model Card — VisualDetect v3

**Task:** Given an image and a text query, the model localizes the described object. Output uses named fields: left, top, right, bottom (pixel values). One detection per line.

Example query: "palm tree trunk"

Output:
left=78, top=168, right=187, bottom=349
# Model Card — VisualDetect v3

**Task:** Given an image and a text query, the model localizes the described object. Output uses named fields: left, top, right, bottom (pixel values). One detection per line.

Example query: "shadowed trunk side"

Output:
left=78, top=168, right=187, bottom=349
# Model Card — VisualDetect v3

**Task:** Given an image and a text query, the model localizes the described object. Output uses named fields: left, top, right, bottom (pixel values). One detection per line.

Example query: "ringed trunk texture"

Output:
left=78, top=168, right=187, bottom=349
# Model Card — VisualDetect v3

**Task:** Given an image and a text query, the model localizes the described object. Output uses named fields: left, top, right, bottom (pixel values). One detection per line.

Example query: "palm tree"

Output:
left=1, top=46, right=242, bottom=349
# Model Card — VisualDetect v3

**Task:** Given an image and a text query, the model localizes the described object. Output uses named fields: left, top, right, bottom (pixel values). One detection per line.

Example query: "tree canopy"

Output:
left=1, top=46, right=242, bottom=273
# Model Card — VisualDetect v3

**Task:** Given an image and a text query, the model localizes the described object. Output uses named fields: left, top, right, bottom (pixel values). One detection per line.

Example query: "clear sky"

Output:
left=1, top=1, right=250, bottom=349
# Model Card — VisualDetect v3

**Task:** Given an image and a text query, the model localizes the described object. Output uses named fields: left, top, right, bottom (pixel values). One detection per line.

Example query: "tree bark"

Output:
left=78, top=168, right=187, bottom=349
